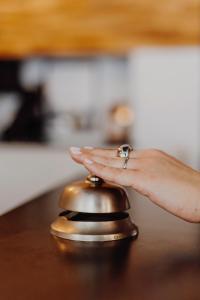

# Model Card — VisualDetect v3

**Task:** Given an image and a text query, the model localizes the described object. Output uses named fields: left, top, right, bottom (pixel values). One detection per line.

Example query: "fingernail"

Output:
left=70, top=147, right=81, bottom=155
left=84, top=158, right=93, bottom=164
left=84, top=146, right=94, bottom=150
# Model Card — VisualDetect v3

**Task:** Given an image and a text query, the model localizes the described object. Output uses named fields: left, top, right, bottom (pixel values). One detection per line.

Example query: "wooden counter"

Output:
left=0, top=179, right=200, bottom=300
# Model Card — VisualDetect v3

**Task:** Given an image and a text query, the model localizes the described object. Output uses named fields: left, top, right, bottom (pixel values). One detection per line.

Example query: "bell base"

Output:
left=51, top=228, right=138, bottom=242
left=50, top=214, right=138, bottom=242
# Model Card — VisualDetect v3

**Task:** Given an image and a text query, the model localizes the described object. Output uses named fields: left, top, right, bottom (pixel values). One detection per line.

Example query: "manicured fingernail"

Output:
left=70, top=147, right=81, bottom=155
left=84, top=146, right=94, bottom=150
left=84, top=158, right=93, bottom=164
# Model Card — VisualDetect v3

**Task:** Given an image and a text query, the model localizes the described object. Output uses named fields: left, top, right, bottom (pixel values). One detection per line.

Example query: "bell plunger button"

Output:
left=86, top=174, right=104, bottom=186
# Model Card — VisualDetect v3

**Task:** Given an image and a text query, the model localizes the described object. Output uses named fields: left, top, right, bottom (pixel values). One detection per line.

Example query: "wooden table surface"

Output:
left=0, top=177, right=200, bottom=300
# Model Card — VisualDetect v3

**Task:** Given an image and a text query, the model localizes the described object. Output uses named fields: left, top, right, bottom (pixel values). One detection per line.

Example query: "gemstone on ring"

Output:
left=117, top=144, right=133, bottom=158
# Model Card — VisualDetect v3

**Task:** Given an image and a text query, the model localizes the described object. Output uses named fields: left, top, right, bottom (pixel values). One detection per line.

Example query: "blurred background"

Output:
left=0, top=0, right=200, bottom=214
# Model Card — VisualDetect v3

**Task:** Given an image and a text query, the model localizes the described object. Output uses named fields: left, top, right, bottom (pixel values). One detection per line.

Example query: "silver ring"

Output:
left=123, top=157, right=129, bottom=169
left=117, top=144, right=133, bottom=158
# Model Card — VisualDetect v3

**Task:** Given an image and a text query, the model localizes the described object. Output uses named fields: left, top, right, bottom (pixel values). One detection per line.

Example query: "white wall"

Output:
left=20, top=57, right=129, bottom=113
left=20, top=57, right=130, bottom=146
left=20, top=49, right=200, bottom=168
left=129, top=47, right=200, bottom=169
left=0, top=144, right=82, bottom=215
left=45, top=60, right=92, bottom=112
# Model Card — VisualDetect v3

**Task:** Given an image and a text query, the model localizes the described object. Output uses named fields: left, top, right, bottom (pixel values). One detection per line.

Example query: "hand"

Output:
left=69, top=147, right=200, bottom=223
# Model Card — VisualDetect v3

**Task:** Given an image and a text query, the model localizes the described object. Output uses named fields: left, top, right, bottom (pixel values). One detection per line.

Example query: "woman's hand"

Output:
left=69, top=147, right=200, bottom=223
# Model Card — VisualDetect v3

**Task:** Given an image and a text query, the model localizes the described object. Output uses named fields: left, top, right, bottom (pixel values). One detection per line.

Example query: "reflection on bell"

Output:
left=50, top=174, right=138, bottom=242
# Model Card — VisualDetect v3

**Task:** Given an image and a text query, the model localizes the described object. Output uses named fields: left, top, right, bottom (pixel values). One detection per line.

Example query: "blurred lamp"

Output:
left=106, top=102, right=134, bottom=145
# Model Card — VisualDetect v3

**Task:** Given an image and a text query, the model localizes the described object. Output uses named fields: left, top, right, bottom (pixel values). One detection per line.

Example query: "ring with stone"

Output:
left=117, top=144, right=133, bottom=159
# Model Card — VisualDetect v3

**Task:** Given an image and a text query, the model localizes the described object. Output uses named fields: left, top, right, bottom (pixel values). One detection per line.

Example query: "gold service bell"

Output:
left=51, top=174, right=138, bottom=242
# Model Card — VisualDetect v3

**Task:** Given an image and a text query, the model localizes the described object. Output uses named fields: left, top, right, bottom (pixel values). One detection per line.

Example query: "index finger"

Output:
left=82, top=147, right=141, bottom=159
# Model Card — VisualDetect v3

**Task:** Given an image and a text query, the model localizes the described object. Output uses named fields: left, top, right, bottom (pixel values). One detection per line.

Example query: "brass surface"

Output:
left=59, top=175, right=130, bottom=213
left=51, top=214, right=138, bottom=242
left=51, top=174, right=138, bottom=242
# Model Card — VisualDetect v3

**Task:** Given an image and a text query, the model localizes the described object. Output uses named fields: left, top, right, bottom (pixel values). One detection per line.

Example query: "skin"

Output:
left=69, top=147, right=200, bottom=223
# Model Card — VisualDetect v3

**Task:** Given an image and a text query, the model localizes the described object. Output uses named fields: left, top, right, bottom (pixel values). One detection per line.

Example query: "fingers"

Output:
left=69, top=147, right=83, bottom=164
left=69, top=146, right=182, bottom=174
left=91, top=155, right=140, bottom=169
left=69, top=147, right=142, bottom=170
left=69, top=147, right=151, bottom=171
left=69, top=146, right=167, bottom=161
left=82, top=157, right=142, bottom=187
left=82, top=147, right=137, bottom=158
left=69, top=146, right=148, bottom=194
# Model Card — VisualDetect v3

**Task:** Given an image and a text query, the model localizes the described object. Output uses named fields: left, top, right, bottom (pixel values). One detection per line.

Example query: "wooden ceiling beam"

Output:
left=0, top=0, right=199, bottom=57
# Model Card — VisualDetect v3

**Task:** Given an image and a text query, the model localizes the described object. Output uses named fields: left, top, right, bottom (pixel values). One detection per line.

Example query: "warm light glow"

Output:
left=112, top=104, right=134, bottom=127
